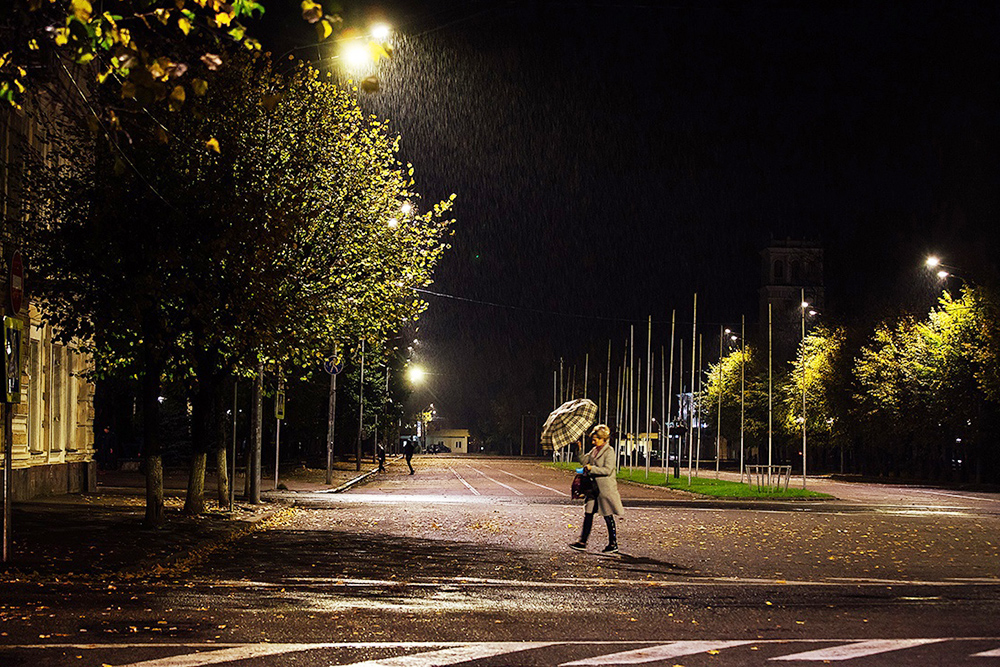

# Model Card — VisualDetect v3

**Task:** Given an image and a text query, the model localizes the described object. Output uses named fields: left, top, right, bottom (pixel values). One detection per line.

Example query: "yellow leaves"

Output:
left=369, top=41, right=391, bottom=63
left=168, top=85, right=186, bottom=110
left=54, top=27, right=70, bottom=46
left=178, top=17, right=192, bottom=35
left=205, top=137, right=220, bottom=153
left=70, top=0, right=92, bottom=22
left=191, top=78, right=208, bottom=96
left=154, top=8, right=171, bottom=25
left=260, top=92, right=283, bottom=111
left=200, top=53, right=222, bottom=70
left=28, top=39, right=40, bottom=50
left=149, top=57, right=177, bottom=81
left=301, top=0, right=323, bottom=24
left=214, top=12, right=233, bottom=27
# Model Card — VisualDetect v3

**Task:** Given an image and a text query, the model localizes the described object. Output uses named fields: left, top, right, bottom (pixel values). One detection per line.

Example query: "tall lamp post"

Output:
left=799, top=292, right=821, bottom=489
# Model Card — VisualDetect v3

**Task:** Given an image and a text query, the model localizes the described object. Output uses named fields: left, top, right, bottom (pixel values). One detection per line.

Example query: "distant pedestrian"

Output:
left=403, top=440, right=415, bottom=474
left=569, top=423, right=623, bottom=554
left=377, top=441, right=386, bottom=472
left=95, top=425, right=119, bottom=471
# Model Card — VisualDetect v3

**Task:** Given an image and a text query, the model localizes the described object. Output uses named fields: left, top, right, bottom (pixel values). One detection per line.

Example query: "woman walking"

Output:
left=570, top=423, right=623, bottom=554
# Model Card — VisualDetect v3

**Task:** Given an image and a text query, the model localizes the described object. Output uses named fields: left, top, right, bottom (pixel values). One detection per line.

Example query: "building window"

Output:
left=51, top=343, right=63, bottom=451
left=28, top=337, right=43, bottom=453
left=774, top=259, right=785, bottom=282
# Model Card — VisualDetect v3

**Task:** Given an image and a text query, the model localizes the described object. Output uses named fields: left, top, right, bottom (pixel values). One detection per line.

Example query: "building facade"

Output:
left=2, top=101, right=97, bottom=500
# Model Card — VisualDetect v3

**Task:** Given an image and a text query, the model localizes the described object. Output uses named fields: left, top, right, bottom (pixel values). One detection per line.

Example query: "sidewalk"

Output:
left=0, top=460, right=383, bottom=583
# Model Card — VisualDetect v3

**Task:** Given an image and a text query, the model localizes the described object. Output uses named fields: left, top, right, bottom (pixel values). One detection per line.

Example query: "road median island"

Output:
left=546, top=462, right=834, bottom=500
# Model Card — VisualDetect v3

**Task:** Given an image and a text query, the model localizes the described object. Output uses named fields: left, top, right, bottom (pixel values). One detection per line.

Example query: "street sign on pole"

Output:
left=323, top=355, right=343, bottom=375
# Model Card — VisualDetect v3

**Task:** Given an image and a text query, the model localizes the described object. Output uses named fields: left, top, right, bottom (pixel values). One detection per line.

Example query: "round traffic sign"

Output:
left=323, top=356, right=344, bottom=375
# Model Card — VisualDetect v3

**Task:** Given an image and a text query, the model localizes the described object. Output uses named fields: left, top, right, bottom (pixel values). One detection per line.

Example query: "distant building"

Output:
left=759, top=238, right=825, bottom=359
left=425, top=428, right=470, bottom=454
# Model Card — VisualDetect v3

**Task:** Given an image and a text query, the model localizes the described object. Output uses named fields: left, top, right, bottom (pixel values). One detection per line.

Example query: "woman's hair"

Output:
left=591, top=424, right=610, bottom=440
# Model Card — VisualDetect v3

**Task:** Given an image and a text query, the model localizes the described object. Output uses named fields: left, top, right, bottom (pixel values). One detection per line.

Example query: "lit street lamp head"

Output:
left=407, top=366, right=426, bottom=384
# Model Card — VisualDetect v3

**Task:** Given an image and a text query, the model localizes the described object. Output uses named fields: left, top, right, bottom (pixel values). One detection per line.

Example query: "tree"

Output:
left=853, top=286, right=1000, bottom=482
left=28, top=51, right=454, bottom=523
left=781, top=325, right=849, bottom=472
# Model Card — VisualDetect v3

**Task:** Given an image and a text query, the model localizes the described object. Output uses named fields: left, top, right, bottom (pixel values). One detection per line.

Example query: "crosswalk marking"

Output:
left=770, top=638, right=948, bottom=661
left=6, top=638, right=1000, bottom=666
left=561, top=641, right=754, bottom=664
left=339, top=642, right=557, bottom=667
left=112, top=643, right=336, bottom=667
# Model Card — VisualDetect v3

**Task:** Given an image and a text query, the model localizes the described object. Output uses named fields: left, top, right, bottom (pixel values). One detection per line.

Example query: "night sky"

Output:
left=265, top=1, right=999, bottom=431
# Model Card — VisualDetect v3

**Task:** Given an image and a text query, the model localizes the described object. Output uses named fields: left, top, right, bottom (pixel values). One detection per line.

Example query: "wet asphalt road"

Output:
left=3, top=456, right=1000, bottom=666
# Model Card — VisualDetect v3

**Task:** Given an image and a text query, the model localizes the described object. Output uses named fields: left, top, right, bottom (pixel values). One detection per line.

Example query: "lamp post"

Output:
left=801, top=289, right=808, bottom=489
left=799, top=293, right=822, bottom=489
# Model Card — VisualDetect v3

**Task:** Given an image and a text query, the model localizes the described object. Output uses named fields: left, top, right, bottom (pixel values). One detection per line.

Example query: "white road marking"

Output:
left=8, top=639, right=1000, bottom=665
left=447, top=467, right=480, bottom=495
left=905, top=489, right=1000, bottom=502
left=561, top=640, right=754, bottom=664
left=339, top=642, right=557, bottom=666
left=467, top=466, right=524, bottom=495
left=112, top=643, right=336, bottom=666
left=770, top=638, right=948, bottom=661
left=486, top=466, right=570, bottom=496
left=204, top=574, right=1000, bottom=589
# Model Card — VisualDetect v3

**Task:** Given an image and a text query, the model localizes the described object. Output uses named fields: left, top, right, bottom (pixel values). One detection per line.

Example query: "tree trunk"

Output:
left=249, top=359, right=263, bottom=503
left=215, top=385, right=230, bottom=507
left=184, top=452, right=207, bottom=515
left=142, top=347, right=165, bottom=528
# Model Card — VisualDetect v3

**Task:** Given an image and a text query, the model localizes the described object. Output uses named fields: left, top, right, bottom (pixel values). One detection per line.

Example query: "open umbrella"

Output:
left=540, top=398, right=598, bottom=450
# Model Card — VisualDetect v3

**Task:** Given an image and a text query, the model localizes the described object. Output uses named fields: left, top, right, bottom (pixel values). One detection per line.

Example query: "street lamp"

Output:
left=407, top=365, right=426, bottom=385
left=925, top=255, right=966, bottom=283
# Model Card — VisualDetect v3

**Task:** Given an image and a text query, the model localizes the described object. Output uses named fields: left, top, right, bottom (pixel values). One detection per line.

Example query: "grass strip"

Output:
left=549, top=462, right=832, bottom=499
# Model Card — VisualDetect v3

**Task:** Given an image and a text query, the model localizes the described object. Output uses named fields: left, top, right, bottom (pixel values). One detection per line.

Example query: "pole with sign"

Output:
left=324, top=346, right=343, bottom=485
left=274, top=378, right=285, bottom=491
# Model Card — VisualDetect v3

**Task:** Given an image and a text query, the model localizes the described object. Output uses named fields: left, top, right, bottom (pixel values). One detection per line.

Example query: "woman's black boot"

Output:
left=570, top=513, right=594, bottom=551
left=602, top=516, right=618, bottom=554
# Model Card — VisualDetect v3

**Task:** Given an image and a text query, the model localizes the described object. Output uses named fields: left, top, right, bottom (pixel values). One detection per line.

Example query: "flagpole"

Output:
left=666, top=309, right=676, bottom=477
left=646, top=315, right=652, bottom=478
left=695, top=333, right=703, bottom=479
left=605, top=339, right=612, bottom=425
left=688, top=293, right=697, bottom=485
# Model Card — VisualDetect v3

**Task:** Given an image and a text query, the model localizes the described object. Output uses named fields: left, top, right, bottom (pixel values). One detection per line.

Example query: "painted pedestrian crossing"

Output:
left=4, top=638, right=1000, bottom=665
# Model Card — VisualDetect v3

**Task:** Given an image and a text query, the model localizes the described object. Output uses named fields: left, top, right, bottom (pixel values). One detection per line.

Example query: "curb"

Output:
left=311, top=467, right=382, bottom=494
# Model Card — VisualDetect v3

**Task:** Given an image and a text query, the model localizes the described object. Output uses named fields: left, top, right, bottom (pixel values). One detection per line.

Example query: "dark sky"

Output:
left=265, top=1, right=1000, bottom=429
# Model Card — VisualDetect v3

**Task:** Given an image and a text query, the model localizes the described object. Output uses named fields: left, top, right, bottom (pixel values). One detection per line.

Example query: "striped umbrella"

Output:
left=540, top=398, right=598, bottom=450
